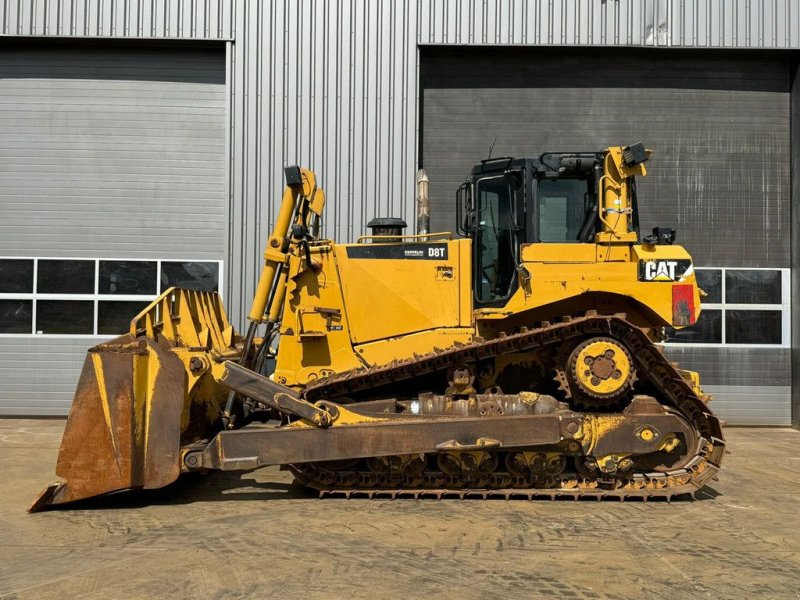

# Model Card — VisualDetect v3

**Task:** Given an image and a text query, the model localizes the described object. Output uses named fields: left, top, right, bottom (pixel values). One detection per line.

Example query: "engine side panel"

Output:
left=334, top=238, right=472, bottom=344
left=273, top=246, right=364, bottom=387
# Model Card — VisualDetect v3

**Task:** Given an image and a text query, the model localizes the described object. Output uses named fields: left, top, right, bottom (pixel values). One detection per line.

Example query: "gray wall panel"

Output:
left=664, top=347, right=791, bottom=387
left=0, top=0, right=232, bottom=39
left=420, top=47, right=791, bottom=268
left=0, top=43, right=226, bottom=415
left=0, top=338, right=88, bottom=416
left=0, top=44, right=227, bottom=259
left=703, top=386, right=791, bottom=426
left=4, top=1, right=799, bottom=49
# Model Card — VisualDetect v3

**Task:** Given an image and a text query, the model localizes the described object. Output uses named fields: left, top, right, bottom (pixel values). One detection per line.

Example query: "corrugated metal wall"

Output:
left=5, top=1, right=800, bottom=47
left=225, top=1, right=419, bottom=322
left=418, top=0, right=800, bottom=48
left=0, top=0, right=232, bottom=39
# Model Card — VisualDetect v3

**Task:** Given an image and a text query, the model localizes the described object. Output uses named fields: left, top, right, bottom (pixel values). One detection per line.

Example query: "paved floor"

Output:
left=0, top=419, right=799, bottom=600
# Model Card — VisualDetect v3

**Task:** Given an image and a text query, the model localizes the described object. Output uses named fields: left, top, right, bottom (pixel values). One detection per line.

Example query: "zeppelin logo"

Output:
left=403, top=249, right=425, bottom=258
left=638, top=259, right=692, bottom=282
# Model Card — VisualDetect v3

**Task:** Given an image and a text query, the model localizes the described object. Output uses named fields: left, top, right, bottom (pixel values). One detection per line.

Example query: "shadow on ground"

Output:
left=36, top=471, right=319, bottom=512
left=35, top=468, right=721, bottom=512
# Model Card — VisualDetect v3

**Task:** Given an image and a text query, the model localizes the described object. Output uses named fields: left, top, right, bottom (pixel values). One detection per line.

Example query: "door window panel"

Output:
left=695, top=269, right=721, bottom=304
left=725, top=270, right=781, bottom=304
left=160, top=262, right=219, bottom=293
left=99, top=261, right=157, bottom=295
left=0, top=300, right=33, bottom=333
left=37, top=260, right=95, bottom=294
left=36, top=300, right=94, bottom=334
left=726, top=310, right=782, bottom=345
left=476, top=178, right=515, bottom=303
left=98, top=301, right=151, bottom=335
left=0, top=260, right=34, bottom=293
left=0, top=258, right=222, bottom=337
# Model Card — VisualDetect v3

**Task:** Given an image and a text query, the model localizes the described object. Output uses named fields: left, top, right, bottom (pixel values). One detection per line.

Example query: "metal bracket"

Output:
left=219, top=362, right=332, bottom=427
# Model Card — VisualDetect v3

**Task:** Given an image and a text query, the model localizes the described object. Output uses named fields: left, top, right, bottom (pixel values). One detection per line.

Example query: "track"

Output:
left=294, top=313, right=726, bottom=500
left=290, top=454, right=715, bottom=501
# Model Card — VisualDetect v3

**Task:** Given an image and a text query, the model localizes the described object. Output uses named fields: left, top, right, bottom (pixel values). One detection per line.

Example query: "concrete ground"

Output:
left=0, top=420, right=798, bottom=600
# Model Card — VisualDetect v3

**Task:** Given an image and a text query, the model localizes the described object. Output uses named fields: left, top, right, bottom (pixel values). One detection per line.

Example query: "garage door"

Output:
left=0, top=43, right=227, bottom=415
left=421, top=47, right=791, bottom=425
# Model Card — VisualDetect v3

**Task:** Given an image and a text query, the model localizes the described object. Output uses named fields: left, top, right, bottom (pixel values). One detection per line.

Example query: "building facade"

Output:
left=0, top=0, right=798, bottom=426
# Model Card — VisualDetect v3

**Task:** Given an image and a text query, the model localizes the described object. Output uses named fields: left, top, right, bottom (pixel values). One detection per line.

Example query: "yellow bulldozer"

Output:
left=31, top=143, right=725, bottom=510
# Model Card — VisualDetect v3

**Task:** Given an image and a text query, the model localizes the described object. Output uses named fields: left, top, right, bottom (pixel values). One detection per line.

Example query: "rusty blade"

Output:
left=29, top=335, right=185, bottom=512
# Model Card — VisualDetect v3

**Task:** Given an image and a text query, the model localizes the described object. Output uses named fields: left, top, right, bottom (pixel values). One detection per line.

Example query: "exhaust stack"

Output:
left=416, top=169, right=430, bottom=235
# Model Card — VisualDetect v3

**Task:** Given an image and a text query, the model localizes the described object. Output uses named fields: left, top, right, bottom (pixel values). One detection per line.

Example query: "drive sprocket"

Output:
left=557, top=336, right=636, bottom=409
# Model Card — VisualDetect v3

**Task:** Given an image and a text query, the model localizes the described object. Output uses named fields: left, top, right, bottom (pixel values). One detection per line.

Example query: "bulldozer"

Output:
left=30, top=143, right=725, bottom=511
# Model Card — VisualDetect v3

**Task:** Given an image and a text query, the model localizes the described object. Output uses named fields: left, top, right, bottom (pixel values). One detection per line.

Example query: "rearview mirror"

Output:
left=456, top=182, right=475, bottom=236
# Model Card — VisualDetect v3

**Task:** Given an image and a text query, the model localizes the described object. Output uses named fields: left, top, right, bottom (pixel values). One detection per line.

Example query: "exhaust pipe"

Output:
left=416, top=169, right=429, bottom=235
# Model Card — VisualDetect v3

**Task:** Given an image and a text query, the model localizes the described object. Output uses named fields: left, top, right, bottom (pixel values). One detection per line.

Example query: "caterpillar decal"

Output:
left=638, top=259, right=693, bottom=282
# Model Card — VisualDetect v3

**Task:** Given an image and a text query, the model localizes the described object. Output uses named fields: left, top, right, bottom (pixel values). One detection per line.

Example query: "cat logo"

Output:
left=638, top=259, right=692, bottom=282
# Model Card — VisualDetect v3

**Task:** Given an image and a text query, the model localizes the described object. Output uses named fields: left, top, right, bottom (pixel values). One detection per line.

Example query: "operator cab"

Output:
left=457, top=151, right=642, bottom=306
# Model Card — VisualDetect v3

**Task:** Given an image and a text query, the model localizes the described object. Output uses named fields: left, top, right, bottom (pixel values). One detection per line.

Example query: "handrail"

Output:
left=356, top=231, right=453, bottom=243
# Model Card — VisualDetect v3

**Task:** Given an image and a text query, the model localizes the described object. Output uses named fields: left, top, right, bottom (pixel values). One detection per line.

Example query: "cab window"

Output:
left=538, top=178, right=592, bottom=242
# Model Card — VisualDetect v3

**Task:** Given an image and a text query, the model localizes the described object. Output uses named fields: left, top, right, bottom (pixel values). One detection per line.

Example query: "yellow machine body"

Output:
left=32, top=146, right=723, bottom=511
left=271, top=238, right=698, bottom=388
left=270, top=147, right=700, bottom=389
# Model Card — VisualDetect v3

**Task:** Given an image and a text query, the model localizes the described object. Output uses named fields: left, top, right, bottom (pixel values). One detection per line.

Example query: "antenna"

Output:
left=487, top=137, right=497, bottom=160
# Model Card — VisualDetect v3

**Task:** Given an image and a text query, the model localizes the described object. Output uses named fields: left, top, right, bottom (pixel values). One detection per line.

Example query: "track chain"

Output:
left=296, top=314, right=726, bottom=500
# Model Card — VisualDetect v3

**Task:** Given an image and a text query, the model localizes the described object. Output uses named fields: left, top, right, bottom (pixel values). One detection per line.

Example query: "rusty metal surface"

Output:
left=31, top=287, right=241, bottom=511
left=177, top=380, right=708, bottom=501
left=30, top=335, right=186, bottom=511
left=191, top=412, right=574, bottom=471
left=219, top=362, right=331, bottom=427
left=289, top=413, right=709, bottom=500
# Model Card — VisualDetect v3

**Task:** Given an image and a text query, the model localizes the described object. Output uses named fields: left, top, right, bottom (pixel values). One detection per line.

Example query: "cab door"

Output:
left=472, top=172, right=523, bottom=306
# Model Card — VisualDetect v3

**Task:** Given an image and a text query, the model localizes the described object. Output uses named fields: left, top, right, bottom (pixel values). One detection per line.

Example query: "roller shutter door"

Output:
left=0, top=43, right=227, bottom=415
left=421, top=47, right=791, bottom=425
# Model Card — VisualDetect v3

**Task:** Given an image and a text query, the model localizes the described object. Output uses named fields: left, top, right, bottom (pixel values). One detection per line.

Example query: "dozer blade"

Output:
left=30, top=288, right=239, bottom=512
left=30, top=335, right=186, bottom=511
